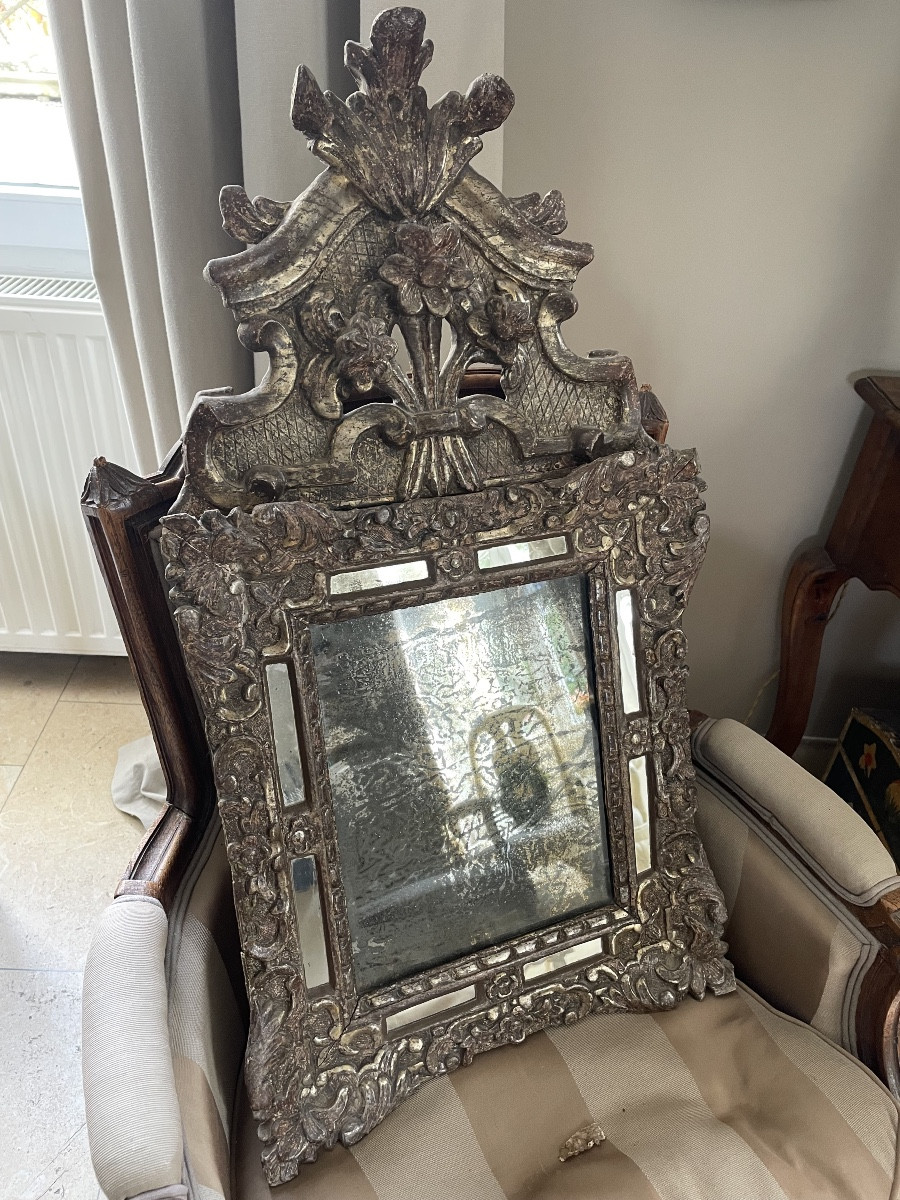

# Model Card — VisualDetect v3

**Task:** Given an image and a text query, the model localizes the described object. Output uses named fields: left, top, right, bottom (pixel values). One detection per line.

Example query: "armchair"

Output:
left=77, top=9, right=900, bottom=1197
left=79, top=560, right=900, bottom=1198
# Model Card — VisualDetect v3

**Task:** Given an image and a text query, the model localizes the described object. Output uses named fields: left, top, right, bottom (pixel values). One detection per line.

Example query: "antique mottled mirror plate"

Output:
left=311, top=575, right=612, bottom=992
left=161, top=6, right=733, bottom=1185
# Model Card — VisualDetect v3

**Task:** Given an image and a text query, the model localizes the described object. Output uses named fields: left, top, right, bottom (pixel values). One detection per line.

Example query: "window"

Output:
left=0, top=2, right=90, bottom=277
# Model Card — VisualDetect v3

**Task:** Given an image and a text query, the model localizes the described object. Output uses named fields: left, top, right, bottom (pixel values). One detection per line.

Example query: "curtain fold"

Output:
left=234, top=0, right=359, bottom=203
left=48, top=0, right=253, bottom=473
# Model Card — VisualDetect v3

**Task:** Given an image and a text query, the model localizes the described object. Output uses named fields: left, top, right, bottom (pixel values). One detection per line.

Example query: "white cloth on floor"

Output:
left=111, top=735, right=166, bottom=828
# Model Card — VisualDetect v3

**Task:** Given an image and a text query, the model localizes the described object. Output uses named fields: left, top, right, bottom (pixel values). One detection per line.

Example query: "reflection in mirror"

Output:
left=522, top=934, right=606, bottom=981
left=385, top=985, right=477, bottom=1033
left=265, top=662, right=306, bottom=807
left=477, top=535, right=568, bottom=570
left=629, top=756, right=652, bottom=874
left=291, top=856, right=331, bottom=989
left=311, top=576, right=612, bottom=992
left=330, top=560, right=429, bottom=595
left=615, top=590, right=640, bottom=713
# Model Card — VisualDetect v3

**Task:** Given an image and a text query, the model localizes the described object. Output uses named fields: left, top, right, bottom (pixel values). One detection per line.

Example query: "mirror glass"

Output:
left=310, top=575, right=613, bottom=992
left=290, top=856, right=331, bottom=989
left=522, top=934, right=606, bottom=981
left=477, top=535, right=568, bottom=570
left=331, top=560, right=429, bottom=595
left=385, top=985, right=477, bottom=1033
left=265, top=662, right=306, bottom=807
left=615, top=589, right=640, bottom=713
left=629, top=756, right=652, bottom=873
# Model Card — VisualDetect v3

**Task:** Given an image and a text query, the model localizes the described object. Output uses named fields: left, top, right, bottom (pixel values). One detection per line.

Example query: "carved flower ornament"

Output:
left=333, top=312, right=398, bottom=391
left=468, top=293, right=535, bottom=363
left=379, top=222, right=474, bottom=316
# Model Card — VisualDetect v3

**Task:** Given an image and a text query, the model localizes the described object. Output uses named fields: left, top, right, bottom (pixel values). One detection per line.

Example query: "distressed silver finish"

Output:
left=172, top=6, right=641, bottom=518
left=559, top=1121, right=607, bottom=1161
left=161, top=7, right=733, bottom=1184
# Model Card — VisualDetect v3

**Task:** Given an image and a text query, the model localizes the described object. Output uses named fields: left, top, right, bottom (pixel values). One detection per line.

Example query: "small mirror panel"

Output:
left=615, top=589, right=640, bottom=714
left=291, top=856, right=331, bottom=990
left=330, top=560, right=429, bottom=595
left=477, top=535, right=568, bottom=570
left=385, top=985, right=477, bottom=1033
left=629, top=756, right=652, bottom=874
left=266, top=662, right=306, bottom=807
left=522, top=934, right=606, bottom=981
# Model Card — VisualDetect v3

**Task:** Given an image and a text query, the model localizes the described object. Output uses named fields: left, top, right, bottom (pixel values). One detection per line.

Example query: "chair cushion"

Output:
left=230, top=985, right=899, bottom=1199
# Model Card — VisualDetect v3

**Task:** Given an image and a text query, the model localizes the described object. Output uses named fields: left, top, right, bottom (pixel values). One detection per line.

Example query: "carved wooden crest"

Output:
left=162, top=8, right=733, bottom=1185
left=172, top=6, right=646, bottom=517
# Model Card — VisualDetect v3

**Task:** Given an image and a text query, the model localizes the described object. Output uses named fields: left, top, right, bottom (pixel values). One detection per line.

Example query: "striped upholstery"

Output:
left=693, top=718, right=897, bottom=901
left=155, top=718, right=900, bottom=1200
left=230, top=986, right=900, bottom=1200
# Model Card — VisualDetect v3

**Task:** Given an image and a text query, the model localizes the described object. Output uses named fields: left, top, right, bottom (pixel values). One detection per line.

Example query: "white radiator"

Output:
left=0, top=275, right=138, bottom=654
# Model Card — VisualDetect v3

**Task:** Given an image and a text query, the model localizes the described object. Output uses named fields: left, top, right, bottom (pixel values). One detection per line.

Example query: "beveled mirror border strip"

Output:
left=160, top=443, right=735, bottom=1182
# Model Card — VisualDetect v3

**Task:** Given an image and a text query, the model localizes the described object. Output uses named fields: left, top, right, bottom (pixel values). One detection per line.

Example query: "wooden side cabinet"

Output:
left=767, top=376, right=900, bottom=756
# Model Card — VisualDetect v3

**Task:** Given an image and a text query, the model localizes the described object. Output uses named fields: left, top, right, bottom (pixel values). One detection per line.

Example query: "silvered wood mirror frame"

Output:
left=161, top=455, right=734, bottom=1181
left=160, top=8, right=733, bottom=1183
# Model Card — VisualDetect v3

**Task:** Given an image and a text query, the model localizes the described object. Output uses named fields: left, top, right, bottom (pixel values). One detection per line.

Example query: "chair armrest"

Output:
left=82, top=896, right=185, bottom=1200
left=694, top=717, right=896, bottom=901
left=692, top=717, right=900, bottom=1093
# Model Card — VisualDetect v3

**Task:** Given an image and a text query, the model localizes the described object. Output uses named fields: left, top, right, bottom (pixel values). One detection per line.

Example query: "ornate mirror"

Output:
left=161, top=7, right=733, bottom=1184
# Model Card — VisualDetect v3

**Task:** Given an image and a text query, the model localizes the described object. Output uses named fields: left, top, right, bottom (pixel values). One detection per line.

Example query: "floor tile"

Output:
left=0, top=653, right=77, bottom=765
left=0, top=970, right=98, bottom=1200
left=0, top=765, right=20, bottom=805
left=61, top=655, right=141, bottom=705
left=0, top=701, right=150, bottom=971
left=17, top=1123, right=98, bottom=1200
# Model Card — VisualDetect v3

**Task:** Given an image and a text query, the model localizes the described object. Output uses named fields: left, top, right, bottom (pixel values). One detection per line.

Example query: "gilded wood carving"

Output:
left=162, top=7, right=733, bottom=1184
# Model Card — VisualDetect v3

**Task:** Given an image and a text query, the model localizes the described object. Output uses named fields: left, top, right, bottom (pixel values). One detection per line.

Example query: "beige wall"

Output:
left=503, top=0, right=900, bottom=735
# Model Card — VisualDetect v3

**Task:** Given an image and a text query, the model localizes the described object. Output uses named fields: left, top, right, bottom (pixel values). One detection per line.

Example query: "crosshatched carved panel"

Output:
left=162, top=5, right=734, bottom=1186
left=311, top=576, right=612, bottom=992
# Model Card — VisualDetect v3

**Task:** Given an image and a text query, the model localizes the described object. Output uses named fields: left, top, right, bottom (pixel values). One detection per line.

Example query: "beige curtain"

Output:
left=48, top=0, right=502, bottom=473
left=48, top=0, right=253, bottom=473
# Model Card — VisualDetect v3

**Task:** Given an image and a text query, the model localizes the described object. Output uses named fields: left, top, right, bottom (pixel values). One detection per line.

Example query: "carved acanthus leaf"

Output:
left=81, top=457, right=158, bottom=510
left=291, top=7, right=513, bottom=217
left=220, top=185, right=290, bottom=244
left=511, top=189, right=568, bottom=235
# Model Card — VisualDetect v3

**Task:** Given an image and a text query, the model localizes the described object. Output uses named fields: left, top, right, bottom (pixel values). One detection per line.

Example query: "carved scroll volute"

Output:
left=172, top=6, right=648, bottom=518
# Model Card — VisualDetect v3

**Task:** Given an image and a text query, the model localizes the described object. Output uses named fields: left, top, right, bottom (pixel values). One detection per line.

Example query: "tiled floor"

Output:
left=0, top=653, right=149, bottom=1200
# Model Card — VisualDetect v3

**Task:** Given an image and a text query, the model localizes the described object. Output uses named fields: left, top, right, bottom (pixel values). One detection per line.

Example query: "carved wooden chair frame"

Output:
left=152, top=7, right=733, bottom=1183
